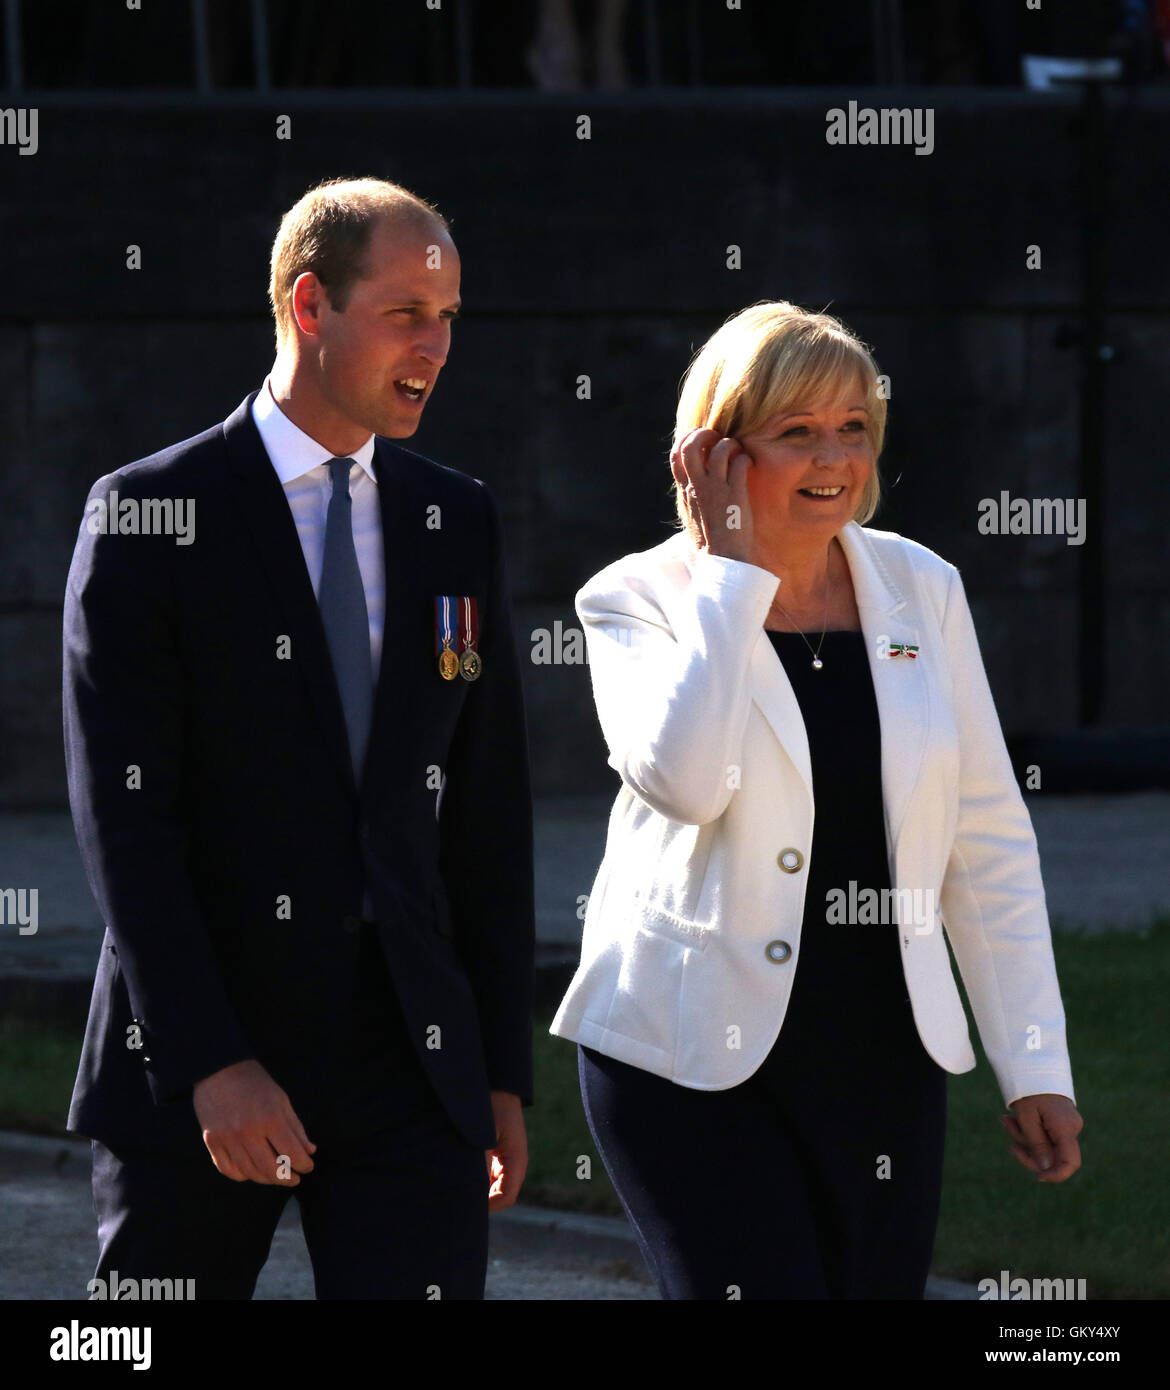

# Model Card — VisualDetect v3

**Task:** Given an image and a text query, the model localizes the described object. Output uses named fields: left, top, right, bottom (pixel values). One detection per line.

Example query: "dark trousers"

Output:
left=90, top=924, right=488, bottom=1300
left=579, top=920, right=949, bottom=1300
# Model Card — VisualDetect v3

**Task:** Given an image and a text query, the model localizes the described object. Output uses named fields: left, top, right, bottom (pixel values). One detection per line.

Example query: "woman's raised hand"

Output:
left=671, top=428, right=755, bottom=564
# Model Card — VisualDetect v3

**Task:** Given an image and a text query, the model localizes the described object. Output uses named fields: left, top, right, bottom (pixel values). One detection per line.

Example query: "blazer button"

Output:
left=765, top=940, right=792, bottom=964
left=341, top=915, right=362, bottom=934
left=778, top=848, right=804, bottom=873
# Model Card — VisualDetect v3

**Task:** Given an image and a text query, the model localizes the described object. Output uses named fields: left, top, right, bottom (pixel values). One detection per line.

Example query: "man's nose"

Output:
left=414, top=328, right=450, bottom=366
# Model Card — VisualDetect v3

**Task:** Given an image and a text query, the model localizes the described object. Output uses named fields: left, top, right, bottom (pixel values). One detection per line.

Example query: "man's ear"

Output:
left=290, top=271, right=326, bottom=337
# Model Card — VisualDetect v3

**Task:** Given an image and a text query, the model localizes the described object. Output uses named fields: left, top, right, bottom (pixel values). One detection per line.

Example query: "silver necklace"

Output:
left=769, top=553, right=831, bottom=670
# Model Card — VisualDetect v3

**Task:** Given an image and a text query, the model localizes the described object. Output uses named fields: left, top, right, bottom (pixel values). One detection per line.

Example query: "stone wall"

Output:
left=1, top=91, right=1165, bottom=803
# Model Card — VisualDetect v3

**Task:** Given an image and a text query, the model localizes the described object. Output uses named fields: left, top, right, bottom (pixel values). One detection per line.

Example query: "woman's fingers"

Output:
left=672, top=428, right=753, bottom=561
left=1000, top=1106, right=1082, bottom=1182
left=676, top=428, right=716, bottom=484
left=1001, top=1113, right=1042, bottom=1172
left=688, top=484, right=709, bottom=549
left=1040, top=1133, right=1082, bottom=1183
left=675, top=430, right=714, bottom=543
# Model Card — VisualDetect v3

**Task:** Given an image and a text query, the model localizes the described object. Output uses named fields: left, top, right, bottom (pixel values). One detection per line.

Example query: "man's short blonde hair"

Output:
left=268, top=177, right=449, bottom=345
left=671, top=300, right=888, bottom=537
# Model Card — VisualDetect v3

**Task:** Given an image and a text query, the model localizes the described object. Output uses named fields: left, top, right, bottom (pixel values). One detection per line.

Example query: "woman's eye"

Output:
left=778, top=421, right=865, bottom=439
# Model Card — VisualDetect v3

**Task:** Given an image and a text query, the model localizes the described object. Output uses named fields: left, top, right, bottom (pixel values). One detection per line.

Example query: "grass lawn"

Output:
left=529, top=917, right=1170, bottom=1298
left=3, top=919, right=1165, bottom=1297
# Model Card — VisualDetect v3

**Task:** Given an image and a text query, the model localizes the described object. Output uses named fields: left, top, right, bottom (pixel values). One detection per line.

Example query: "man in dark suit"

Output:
left=62, top=177, right=534, bottom=1299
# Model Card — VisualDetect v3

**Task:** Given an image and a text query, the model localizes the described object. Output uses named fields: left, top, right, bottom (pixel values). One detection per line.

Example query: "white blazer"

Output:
left=550, top=521, right=1075, bottom=1109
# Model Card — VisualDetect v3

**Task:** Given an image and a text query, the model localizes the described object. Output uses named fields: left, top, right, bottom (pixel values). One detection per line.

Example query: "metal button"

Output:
left=777, top=848, right=804, bottom=873
left=765, top=940, right=792, bottom=964
left=341, top=915, right=362, bottom=934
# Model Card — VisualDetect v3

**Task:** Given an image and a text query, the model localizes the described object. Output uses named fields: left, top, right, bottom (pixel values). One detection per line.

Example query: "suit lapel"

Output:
left=671, top=521, right=929, bottom=858
left=222, top=391, right=358, bottom=804
left=357, top=438, right=425, bottom=813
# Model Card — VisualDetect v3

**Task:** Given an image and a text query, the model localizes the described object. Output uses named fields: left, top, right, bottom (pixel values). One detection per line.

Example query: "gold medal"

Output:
left=459, top=647, right=482, bottom=681
left=436, top=595, right=460, bottom=679
left=439, top=644, right=460, bottom=680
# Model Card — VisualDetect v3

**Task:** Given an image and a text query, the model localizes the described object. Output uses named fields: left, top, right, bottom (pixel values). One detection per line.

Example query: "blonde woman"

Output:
left=551, top=301, right=1082, bottom=1300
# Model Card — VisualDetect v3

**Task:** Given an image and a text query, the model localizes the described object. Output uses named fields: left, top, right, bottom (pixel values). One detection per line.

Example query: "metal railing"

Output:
left=1, top=0, right=908, bottom=94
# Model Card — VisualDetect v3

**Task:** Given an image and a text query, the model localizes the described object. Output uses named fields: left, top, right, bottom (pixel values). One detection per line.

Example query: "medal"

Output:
left=435, top=596, right=460, bottom=680
left=435, top=594, right=483, bottom=680
left=458, top=595, right=482, bottom=681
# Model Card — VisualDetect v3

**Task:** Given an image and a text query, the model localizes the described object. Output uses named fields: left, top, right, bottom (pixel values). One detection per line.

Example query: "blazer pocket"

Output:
left=633, top=896, right=711, bottom=952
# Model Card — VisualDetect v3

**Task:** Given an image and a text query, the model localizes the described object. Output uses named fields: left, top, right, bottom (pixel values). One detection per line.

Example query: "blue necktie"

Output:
left=318, top=458, right=374, bottom=787
left=319, top=459, right=375, bottom=920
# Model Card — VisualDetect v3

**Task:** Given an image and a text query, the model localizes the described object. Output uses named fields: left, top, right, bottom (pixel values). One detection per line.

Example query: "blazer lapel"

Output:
left=836, top=521, right=929, bottom=859
left=222, top=390, right=358, bottom=804
left=671, top=521, right=929, bottom=858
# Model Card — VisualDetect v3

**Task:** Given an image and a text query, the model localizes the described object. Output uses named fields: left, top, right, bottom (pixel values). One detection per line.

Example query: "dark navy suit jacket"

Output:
left=63, top=389, right=534, bottom=1153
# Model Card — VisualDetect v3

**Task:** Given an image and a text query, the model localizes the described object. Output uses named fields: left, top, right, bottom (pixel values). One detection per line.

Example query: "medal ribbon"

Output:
left=435, top=595, right=460, bottom=657
left=460, top=596, right=479, bottom=653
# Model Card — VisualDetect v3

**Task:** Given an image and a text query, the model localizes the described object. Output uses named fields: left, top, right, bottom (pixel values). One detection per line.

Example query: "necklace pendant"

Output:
left=812, top=657, right=824, bottom=670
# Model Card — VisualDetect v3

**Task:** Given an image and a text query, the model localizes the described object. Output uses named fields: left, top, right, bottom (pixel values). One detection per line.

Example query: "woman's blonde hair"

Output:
left=671, top=300, right=887, bottom=538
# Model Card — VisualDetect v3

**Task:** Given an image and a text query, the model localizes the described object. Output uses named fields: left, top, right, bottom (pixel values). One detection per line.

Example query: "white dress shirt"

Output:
left=251, top=376, right=385, bottom=682
left=252, top=380, right=384, bottom=917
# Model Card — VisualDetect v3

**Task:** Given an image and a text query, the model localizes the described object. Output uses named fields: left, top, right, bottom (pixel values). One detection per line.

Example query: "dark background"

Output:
left=2, top=0, right=1168, bottom=804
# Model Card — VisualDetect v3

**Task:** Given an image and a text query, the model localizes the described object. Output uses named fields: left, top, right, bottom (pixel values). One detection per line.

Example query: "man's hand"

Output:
left=192, top=1058, right=317, bottom=1186
left=485, top=1091, right=528, bottom=1211
left=1001, top=1093, right=1083, bottom=1183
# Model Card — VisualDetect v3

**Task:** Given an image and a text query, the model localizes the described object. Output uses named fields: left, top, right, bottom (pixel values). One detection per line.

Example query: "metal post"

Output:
left=886, top=0, right=905, bottom=84
left=4, top=0, right=22, bottom=91
left=1052, top=55, right=1119, bottom=728
left=642, top=0, right=661, bottom=87
left=249, top=0, right=271, bottom=92
left=685, top=0, right=701, bottom=85
left=1075, top=74, right=1109, bottom=726
left=871, top=0, right=906, bottom=85
left=454, top=0, right=473, bottom=89
left=191, top=0, right=211, bottom=93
